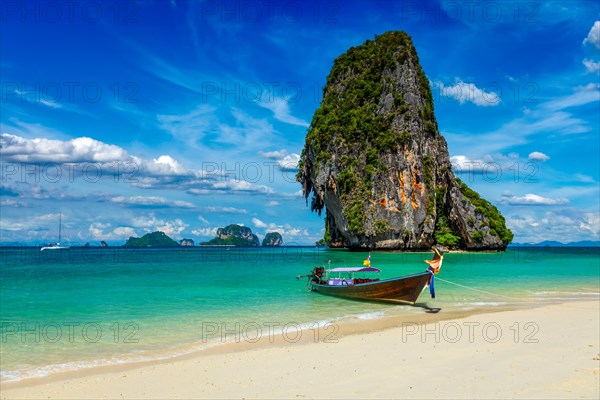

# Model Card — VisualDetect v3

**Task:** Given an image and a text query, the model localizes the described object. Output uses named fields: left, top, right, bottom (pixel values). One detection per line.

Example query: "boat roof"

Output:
left=328, top=267, right=381, bottom=273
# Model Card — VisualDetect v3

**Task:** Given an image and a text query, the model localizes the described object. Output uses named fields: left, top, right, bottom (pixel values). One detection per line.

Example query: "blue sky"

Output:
left=1, top=0, right=599, bottom=245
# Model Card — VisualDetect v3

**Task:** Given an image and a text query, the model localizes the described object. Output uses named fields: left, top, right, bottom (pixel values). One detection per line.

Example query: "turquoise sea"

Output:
left=1, top=246, right=598, bottom=382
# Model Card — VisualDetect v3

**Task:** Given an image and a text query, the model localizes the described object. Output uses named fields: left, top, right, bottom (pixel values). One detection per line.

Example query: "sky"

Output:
left=0, top=0, right=599, bottom=245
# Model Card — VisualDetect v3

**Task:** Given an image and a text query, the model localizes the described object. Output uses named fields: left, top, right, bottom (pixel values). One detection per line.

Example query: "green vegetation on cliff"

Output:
left=262, top=232, right=283, bottom=246
left=432, top=186, right=461, bottom=246
left=456, top=178, right=513, bottom=245
left=298, top=31, right=438, bottom=236
left=124, top=231, right=179, bottom=247
left=297, top=30, right=512, bottom=250
left=300, top=31, right=436, bottom=168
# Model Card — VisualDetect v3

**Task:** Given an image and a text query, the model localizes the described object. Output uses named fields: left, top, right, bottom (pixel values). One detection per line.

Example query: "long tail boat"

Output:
left=296, top=247, right=445, bottom=304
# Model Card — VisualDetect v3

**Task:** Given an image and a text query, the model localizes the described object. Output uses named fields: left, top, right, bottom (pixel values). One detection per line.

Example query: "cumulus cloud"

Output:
left=500, top=193, right=569, bottom=205
left=434, top=79, right=500, bottom=106
left=131, top=214, right=189, bottom=237
left=89, top=223, right=138, bottom=241
left=0, top=133, right=231, bottom=198
left=527, top=152, right=550, bottom=161
left=583, top=21, right=600, bottom=49
left=0, top=133, right=130, bottom=163
left=450, top=155, right=488, bottom=172
left=0, top=133, right=215, bottom=182
left=259, top=149, right=301, bottom=171
left=583, top=59, right=600, bottom=73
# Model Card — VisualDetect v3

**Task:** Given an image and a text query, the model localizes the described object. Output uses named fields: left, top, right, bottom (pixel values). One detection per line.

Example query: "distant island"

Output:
left=202, top=224, right=260, bottom=246
left=125, top=231, right=179, bottom=247
left=119, top=227, right=287, bottom=248
left=262, top=232, right=283, bottom=246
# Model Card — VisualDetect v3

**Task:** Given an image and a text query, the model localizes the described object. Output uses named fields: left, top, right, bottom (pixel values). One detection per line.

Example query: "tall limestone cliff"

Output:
left=297, top=31, right=512, bottom=250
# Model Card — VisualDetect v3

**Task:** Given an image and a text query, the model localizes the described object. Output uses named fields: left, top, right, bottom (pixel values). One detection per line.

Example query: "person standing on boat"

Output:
left=363, top=254, right=371, bottom=267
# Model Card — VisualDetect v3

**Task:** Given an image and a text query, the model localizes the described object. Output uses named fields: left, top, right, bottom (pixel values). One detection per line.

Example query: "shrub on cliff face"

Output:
left=456, top=178, right=513, bottom=244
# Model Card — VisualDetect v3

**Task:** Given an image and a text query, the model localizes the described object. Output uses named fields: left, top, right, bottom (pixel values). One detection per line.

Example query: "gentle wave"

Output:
left=1, top=313, right=366, bottom=383
left=0, top=341, right=221, bottom=383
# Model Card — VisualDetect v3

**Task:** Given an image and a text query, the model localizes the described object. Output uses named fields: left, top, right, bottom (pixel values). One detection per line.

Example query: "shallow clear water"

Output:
left=1, top=246, right=598, bottom=382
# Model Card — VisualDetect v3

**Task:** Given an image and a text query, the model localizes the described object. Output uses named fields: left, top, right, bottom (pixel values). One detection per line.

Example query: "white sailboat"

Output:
left=41, top=214, right=70, bottom=251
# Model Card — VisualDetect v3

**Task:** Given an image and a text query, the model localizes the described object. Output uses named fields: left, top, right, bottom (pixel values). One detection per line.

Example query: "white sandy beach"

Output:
left=2, top=300, right=598, bottom=399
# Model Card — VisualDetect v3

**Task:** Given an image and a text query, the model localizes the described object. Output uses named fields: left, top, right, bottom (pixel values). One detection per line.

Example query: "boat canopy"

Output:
left=328, top=267, right=381, bottom=273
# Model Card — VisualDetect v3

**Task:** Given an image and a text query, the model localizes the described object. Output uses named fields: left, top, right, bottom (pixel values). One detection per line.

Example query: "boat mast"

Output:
left=58, top=213, right=62, bottom=244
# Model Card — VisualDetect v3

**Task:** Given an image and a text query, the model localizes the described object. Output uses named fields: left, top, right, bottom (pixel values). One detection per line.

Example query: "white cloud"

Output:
left=259, top=150, right=288, bottom=159
left=259, top=149, right=300, bottom=171
left=528, top=152, right=550, bottom=161
left=131, top=214, right=189, bottom=237
left=500, top=193, right=569, bottom=205
left=506, top=210, right=600, bottom=243
left=252, top=217, right=267, bottom=228
left=543, top=84, right=600, bottom=111
left=445, top=84, right=600, bottom=156
left=200, top=206, right=248, bottom=214
left=583, top=21, right=600, bottom=49
left=0, top=133, right=228, bottom=196
left=0, top=199, right=27, bottom=207
left=434, top=79, right=500, bottom=106
left=89, top=223, right=137, bottom=241
left=191, top=227, right=219, bottom=237
left=583, top=59, right=600, bottom=73
left=251, top=218, right=309, bottom=239
left=0, top=213, right=64, bottom=233
left=450, top=155, right=488, bottom=172
left=266, top=200, right=280, bottom=206
left=210, top=179, right=275, bottom=194
left=258, top=96, right=309, bottom=127
left=278, top=189, right=304, bottom=199
left=277, top=154, right=300, bottom=171
left=0, top=133, right=129, bottom=163
left=110, top=196, right=195, bottom=208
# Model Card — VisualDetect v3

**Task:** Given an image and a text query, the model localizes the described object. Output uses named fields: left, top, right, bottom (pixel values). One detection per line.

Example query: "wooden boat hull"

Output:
left=311, top=271, right=431, bottom=304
